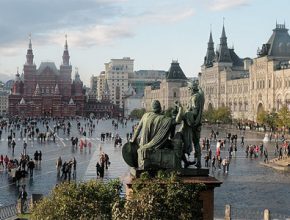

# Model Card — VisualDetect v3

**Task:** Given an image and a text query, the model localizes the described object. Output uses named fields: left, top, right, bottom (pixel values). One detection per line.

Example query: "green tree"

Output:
left=202, top=108, right=215, bottom=123
left=30, top=179, right=121, bottom=220
left=202, top=107, right=232, bottom=124
left=130, top=108, right=146, bottom=119
left=113, top=172, right=206, bottom=220
left=257, top=109, right=267, bottom=125
left=214, top=107, right=232, bottom=124
left=265, top=110, right=278, bottom=130
left=277, top=105, right=290, bottom=133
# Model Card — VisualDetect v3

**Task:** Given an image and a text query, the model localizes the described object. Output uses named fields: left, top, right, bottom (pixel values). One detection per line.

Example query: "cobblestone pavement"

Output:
left=206, top=125, right=290, bottom=218
left=0, top=120, right=289, bottom=218
left=0, top=118, right=134, bottom=207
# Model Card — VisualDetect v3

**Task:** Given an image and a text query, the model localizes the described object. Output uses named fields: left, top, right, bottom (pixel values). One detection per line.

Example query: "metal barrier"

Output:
left=215, top=205, right=290, bottom=220
left=0, top=203, right=17, bottom=220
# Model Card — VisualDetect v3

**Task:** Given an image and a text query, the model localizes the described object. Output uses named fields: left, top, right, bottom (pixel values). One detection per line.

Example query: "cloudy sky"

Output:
left=0, top=0, right=289, bottom=85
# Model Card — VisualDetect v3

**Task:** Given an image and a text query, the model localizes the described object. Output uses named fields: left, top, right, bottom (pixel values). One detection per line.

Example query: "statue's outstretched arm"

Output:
left=175, top=104, right=183, bottom=124
left=131, top=119, right=143, bottom=143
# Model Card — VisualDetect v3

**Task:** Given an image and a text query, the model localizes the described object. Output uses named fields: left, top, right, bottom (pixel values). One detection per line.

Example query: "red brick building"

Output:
left=9, top=36, right=85, bottom=117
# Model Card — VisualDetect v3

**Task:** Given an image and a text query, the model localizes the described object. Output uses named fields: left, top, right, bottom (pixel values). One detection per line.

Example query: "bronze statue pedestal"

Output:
left=125, top=168, right=222, bottom=220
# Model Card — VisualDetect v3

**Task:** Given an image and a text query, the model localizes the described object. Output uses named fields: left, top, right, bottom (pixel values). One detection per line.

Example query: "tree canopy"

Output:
left=31, top=173, right=206, bottom=220
left=202, top=106, right=232, bottom=124
left=113, top=171, right=206, bottom=220
left=130, top=108, right=146, bottom=119
left=30, top=179, right=121, bottom=220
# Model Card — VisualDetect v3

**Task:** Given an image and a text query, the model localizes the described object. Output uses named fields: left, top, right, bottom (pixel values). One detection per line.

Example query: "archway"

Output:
left=208, top=103, right=213, bottom=111
left=276, top=94, right=282, bottom=110
left=257, top=103, right=264, bottom=116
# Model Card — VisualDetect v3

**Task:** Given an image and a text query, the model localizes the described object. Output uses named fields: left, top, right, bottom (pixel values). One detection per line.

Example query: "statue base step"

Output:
left=130, top=167, right=209, bottom=178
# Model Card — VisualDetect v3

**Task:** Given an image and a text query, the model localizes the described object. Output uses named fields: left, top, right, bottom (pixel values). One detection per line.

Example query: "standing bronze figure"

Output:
left=177, top=80, right=205, bottom=168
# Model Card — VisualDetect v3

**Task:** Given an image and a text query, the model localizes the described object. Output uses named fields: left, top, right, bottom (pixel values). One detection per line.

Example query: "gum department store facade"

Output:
left=144, top=23, right=290, bottom=121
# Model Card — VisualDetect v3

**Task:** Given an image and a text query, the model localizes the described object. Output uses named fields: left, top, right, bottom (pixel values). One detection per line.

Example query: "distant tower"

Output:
left=102, top=79, right=110, bottom=101
left=12, top=68, right=21, bottom=94
left=62, top=34, right=70, bottom=66
left=34, top=83, right=41, bottom=96
left=23, top=34, right=37, bottom=96
left=60, top=34, right=72, bottom=96
left=216, top=24, right=232, bottom=63
left=204, top=30, right=215, bottom=67
left=54, top=84, right=60, bottom=95
left=26, top=34, right=34, bottom=65
left=72, top=67, right=84, bottom=97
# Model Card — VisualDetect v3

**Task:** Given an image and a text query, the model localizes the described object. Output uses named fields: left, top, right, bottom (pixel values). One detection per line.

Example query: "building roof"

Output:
left=166, top=61, right=187, bottom=80
left=37, top=62, right=59, bottom=75
left=259, top=24, right=290, bottom=58
left=229, top=49, right=244, bottom=66
left=69, top=98, right=75, bottom=105
left=19, top=98, right=26, bottom=105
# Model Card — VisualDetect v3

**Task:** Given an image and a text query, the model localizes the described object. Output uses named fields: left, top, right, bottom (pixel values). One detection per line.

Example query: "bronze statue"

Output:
left=123, top=100, right=183, bottom=170
left=122, top=80, right=205, bottom=171
left=177, top=80, right=205, bottom=168
left=131, top=100, right=174, bottom=150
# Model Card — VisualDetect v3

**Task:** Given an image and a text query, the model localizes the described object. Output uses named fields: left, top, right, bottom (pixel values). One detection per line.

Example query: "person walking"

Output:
left=279, top=147, right=283, bottom=160
left=264, top=148, right=269, bottom=163
left=0, top=154, right=4, bottom=170
left=39, top=151, right=42, bottom=164
left=23, top=141, right=27, bottom=155
left=27, top=159, right=35, bottom=177
left=225, top=157, right=230, bottom=173
left=204, top=153, right=210, bottom=167
left=211, top=156, right=216, bottom=170
left=104, top=153, right=110, bottom=169
left=56, top=157, right=62, bottom=178
left=18, top=185, right=28, bottom=214
left=67, top=160, right=72, bottom=182
left=222, top=158, right=227, bottom=173
left=34, top=151, right=39, bottom=163
left=61, top=161, right=68, bottom=180
left=11, top=140, right=16, bottom=155
left=72, top=157, right=77, bottom=178
left=96, top=162, right=101, bottom=178
left=4, top=155, right=9, bottom=169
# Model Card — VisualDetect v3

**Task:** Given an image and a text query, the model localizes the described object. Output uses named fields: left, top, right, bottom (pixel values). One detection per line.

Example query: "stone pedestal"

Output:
left=125, top=168, right=222, bottom=220
left=30, top=193, right=43, bottom=209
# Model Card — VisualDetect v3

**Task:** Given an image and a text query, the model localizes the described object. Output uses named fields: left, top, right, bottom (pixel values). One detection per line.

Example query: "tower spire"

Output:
left=62, top=34, right=70, bottom=66
left=216, top=21, right=232, bottom=63
left=221, top=22, right=227, bottom=43
left=64, top=34, right=68, bottom=51
left=26, top=33, right=34, bottom=65
left=204, top=28, right=215, bottom=67
left=28, top=33, right=32, bottom=49
left=15, top=67, right=20, bottom=81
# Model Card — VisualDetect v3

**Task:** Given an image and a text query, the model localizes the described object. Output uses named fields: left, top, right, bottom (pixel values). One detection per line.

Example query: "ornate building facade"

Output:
left=8, top=36, right=85, bottom=117
left=144, top=61, right=188, bottom=111
left=200, top=23, right=290, bottom=121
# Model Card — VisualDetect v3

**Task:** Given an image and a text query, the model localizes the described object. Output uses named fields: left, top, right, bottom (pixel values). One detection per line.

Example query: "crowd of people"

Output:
left=2, top=113, right=290, bottom=213
left=199, top=128, right=290, bottom=174
left=0, top=115, right=134, bottom=207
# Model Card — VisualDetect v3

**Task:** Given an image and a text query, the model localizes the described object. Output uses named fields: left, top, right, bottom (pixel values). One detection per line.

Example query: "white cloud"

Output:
left=0, top=44, right=26, bottom=57
left=209, top=0, right=249, bottom=11
left=47, top=23, right=134, bottom=48
left=0, top=1, right=195, bottom=51
left=46, top=6, right=195, bottom=48
left=138, top=8, right=195, bottom=24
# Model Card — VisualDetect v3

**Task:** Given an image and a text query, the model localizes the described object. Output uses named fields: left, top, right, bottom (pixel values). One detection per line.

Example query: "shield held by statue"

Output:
left=122, top=142, right=139, bottom=168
